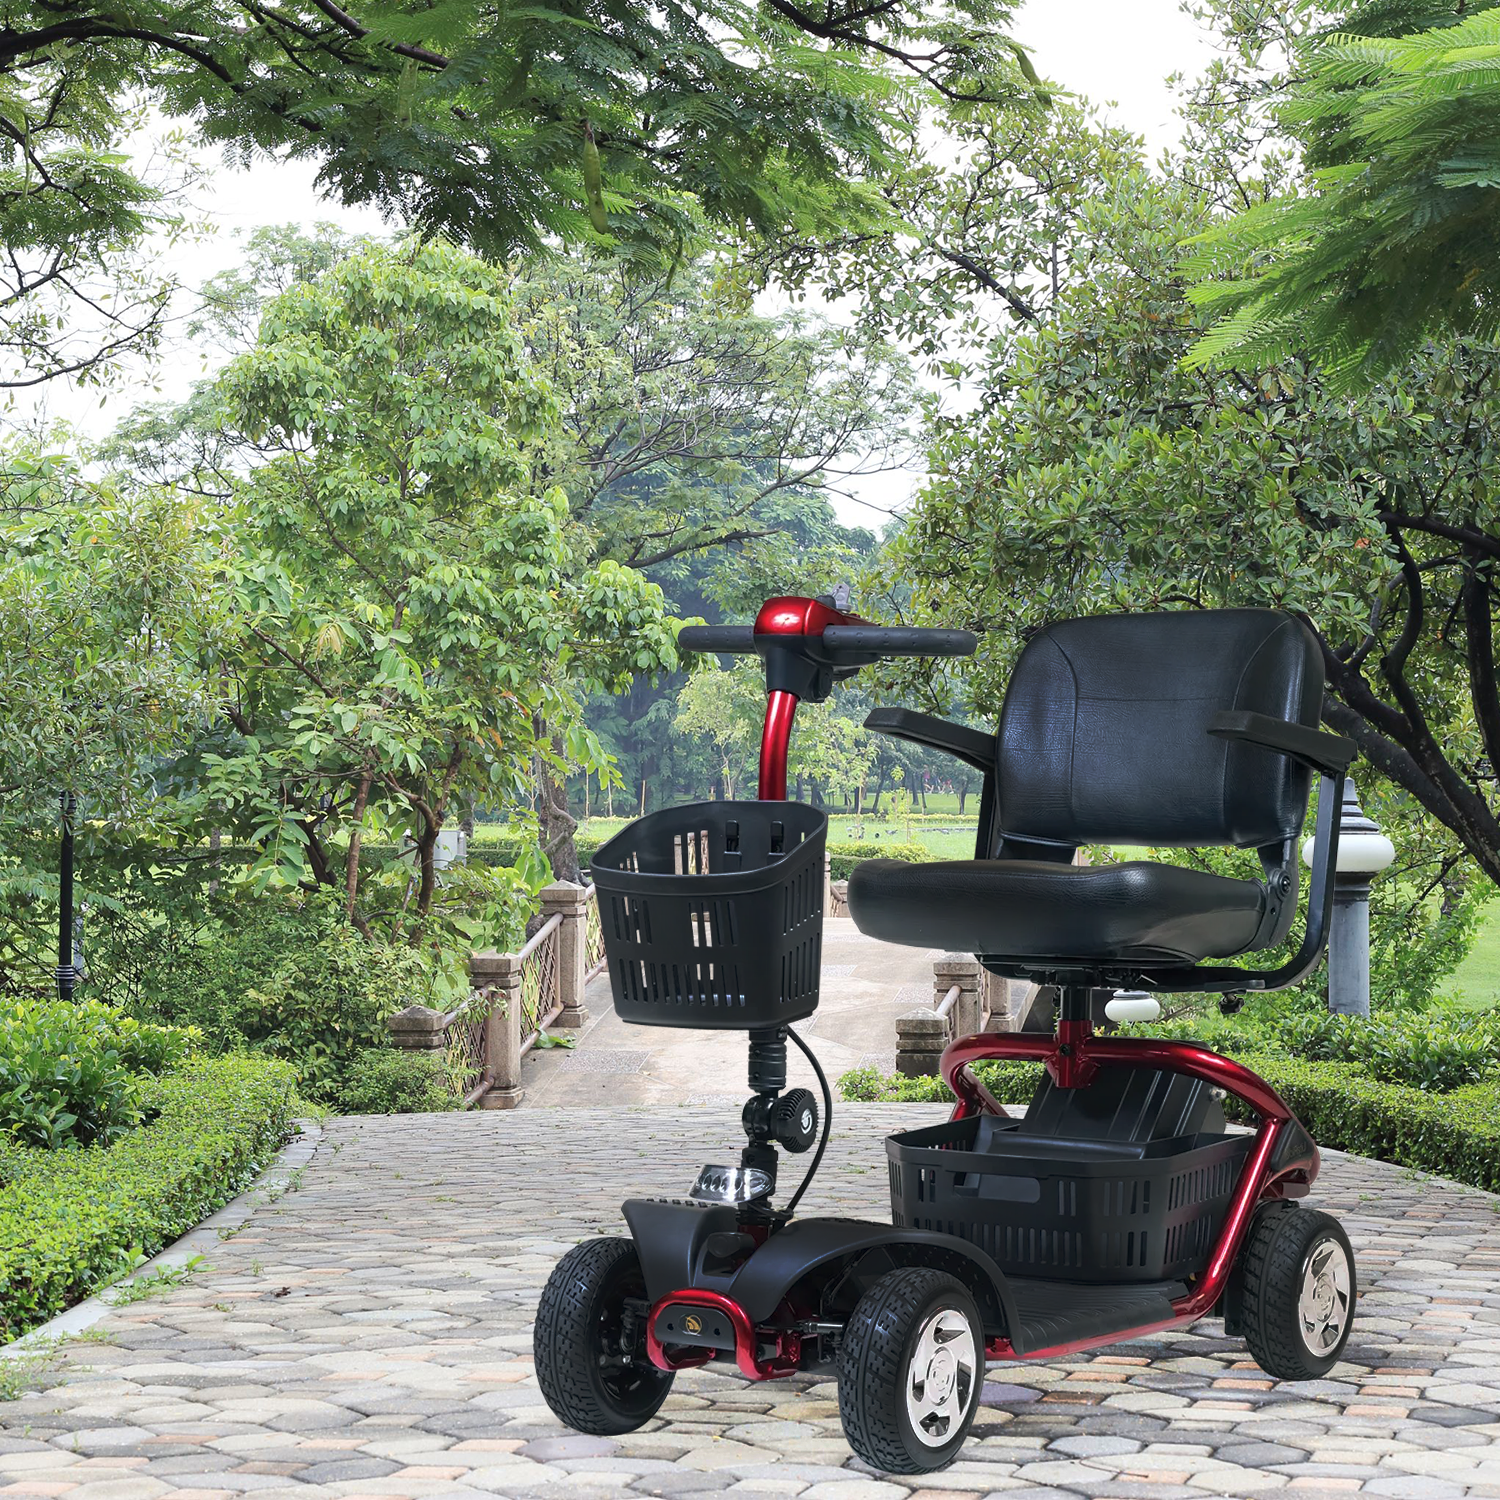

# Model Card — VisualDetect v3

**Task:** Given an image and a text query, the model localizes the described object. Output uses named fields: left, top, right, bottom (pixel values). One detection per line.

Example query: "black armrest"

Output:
left=1208, top=710, right=1356, bottom=777
left=863, top=707, right=994, bottom=775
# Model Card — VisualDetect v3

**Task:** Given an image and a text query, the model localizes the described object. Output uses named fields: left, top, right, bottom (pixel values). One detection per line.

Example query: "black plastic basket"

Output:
left=888, top=1114, right=1254, bottom=1284
left=591, top=800, right=828, bottom=1030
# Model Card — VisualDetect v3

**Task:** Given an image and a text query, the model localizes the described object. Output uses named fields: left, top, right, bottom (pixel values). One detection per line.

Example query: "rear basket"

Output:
left=888, top=1114, right=1254, bottom=1284
left=591, top=800, right=827, bottom=1030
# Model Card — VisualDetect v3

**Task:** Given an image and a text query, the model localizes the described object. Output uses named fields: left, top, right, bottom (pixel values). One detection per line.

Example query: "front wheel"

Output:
left=1237, top=1205, right=1356, bottom=1380
left=838, top=1268, right=984, bottom=1474
left=534, top=1237, right=674, bottom=1435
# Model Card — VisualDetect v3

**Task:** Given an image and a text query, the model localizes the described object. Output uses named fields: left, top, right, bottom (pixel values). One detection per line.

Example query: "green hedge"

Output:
left=839, top=1052, right=1500, bottom=1194
left=1228, top=1054, right=1500, bottom=1193
left=827, top=841, right=936, bottom=882
left=367, top=835, right=940, bottom=884
left=0, top=1053, right=299, bottom=1342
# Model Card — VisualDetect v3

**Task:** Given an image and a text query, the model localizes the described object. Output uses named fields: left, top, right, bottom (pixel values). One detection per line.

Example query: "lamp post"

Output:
left=57, top=791, right=79, bottom=1002
left=1301, top=778, right=1394, bottom=1017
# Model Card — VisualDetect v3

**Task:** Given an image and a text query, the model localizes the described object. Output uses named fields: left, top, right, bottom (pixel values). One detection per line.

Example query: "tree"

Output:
left=674, top=661, right=874, bottom=806
left=1185, top=3, right=1500, bottom=387
left=0, top=69, right=192, bottom=394
left=0, top=451, right=219, bottom=825
left=0, top=0, right=1038, bottom=270
left=197, top=238, right=677, bottom=933
left=514, top=256, right=914, bottom=569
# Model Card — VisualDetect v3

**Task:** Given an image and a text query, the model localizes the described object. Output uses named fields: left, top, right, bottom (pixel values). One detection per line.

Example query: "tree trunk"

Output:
left=536, top=756, right=582, bottom=884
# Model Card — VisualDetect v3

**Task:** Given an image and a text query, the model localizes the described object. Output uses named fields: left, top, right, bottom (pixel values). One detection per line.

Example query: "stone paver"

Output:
left=522, top=918, right=934, bottom=1106
left=3, top=1106, right=1500, bottom=1497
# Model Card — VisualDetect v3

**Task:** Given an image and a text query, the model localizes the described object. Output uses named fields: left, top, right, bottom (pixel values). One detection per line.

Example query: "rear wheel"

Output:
left=534, top=1237, right=673, bottom=1434
left=838, top=1268, right=984, bottom=1474
left=1237, top=1205, right=1356, bottom=1379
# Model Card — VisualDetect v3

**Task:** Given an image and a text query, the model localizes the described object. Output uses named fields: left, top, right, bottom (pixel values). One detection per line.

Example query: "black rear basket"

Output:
left=888, top=1114, right=1254, bottom=1284
left=591, top=800, right=828, bottom=1030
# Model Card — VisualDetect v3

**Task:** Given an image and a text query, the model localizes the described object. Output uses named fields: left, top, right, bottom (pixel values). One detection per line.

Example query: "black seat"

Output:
left=847, top=610, right=1356, bottom=990
left=846, top=857, right=1265, bottom=965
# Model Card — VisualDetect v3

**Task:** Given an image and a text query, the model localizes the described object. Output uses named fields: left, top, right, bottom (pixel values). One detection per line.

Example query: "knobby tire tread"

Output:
left=1239, top=1206, right=1353, bottom=1380
left=838, top=1267, right=978, bottom=1475
left=533, top=1236, right=670, bottom=1435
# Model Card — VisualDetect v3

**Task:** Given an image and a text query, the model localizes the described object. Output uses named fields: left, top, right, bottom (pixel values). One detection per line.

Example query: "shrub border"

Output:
left=0, top=1054, right=301, bottom=1343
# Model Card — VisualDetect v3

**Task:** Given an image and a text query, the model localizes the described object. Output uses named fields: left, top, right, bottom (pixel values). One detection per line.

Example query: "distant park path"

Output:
left=521, top=916, right=937, bottom=1107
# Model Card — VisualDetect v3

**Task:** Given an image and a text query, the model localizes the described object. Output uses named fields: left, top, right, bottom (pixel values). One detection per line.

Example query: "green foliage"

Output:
left=1185, top=6, right=1500, bottom=387
left=1273, top=1011, right=1499, bottom=1091
left=120, top=890, right=446, bottom=1104
left=337, top=1048, right=462, bottom=1114
left=0, top=0, right=1036, bottom=278
left=0, top=997, right=195, bottom=1151
left=837, top=1059, right=1042, bottom=1103
left=0, top=469, right=223, bottom=829
left=197, top=237, right=677, bottom=942
left=0, top=1054, right=298, bottom=1341
left=826, top=841, right=935, bottom=882
left=1224, top=1056, right=1500, bottom=1193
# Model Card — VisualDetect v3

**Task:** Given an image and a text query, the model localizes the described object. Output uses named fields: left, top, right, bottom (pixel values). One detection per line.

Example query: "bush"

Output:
left=0, top=997, right=196, bottom=1150
left=838, top=1060, right=1043, bottom=1104
left=0, top=1053, right=299, bottom=1340
left=338, top=1048, right=461, bottom=1114
left=827, top=841, right=937, bottom=883
left=126, top=891, right=439, bottom=1104
left=1227, top=1055, right=1500, bottom=1193
left=1273, top=1011, right=1499, bottom=1092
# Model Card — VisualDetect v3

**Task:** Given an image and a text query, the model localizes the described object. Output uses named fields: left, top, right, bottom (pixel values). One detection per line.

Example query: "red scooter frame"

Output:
left=645, top=595, right=1322, bottom=1377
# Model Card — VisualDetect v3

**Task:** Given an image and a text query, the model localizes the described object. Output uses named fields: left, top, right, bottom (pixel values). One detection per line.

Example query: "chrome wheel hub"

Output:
left=1298, top=1236, right=1353, bottom=1356
left=905, top=1307, right=977, bottom=1448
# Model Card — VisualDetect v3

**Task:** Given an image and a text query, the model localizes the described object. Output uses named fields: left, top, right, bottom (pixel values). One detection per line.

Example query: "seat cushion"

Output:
left=845, top=858, right=1265, bottom=965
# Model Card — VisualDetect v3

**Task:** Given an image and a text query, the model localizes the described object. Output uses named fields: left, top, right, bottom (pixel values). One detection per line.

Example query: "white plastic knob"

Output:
left=1105, top=992, right=1162, bottom=1024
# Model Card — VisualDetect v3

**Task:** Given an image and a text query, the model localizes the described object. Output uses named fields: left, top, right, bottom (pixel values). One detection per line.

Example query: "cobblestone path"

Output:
left=4, top=1105, right=1500, bottom=1500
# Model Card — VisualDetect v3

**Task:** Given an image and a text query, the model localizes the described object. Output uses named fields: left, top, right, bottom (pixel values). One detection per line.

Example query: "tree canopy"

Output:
left=0, top=0, right=1038, bottom=273
left=1185, top=3, right=1500, bottom=387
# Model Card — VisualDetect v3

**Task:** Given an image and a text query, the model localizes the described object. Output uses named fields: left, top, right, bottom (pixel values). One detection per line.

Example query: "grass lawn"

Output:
left=1448, top=900, right=1500, bottom=1011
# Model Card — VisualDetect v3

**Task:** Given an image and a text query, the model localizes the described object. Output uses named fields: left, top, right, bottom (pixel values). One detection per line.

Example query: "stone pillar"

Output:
left=539, top=881, right=590, bottom=1030
left=472, top=950, right=525, bottom=1109
left=896, top=1009, right=947, bottom=1077
left=387, top=1004, right=447, bottom=1051
left=934, top=953, right=984, bottom=1040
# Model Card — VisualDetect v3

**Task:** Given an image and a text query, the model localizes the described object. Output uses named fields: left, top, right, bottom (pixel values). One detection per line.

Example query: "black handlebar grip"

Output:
left=821, top=626, right=978, bottom=658
left=678, top=625, right=757, bottom=653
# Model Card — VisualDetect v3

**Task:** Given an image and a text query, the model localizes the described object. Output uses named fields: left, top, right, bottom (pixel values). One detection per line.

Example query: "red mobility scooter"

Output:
left=534, top=595, right=1358, bottom=1475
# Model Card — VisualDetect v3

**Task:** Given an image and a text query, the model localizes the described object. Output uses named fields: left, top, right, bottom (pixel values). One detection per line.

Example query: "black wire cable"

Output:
left=782, top=1025, right=833, bottom=1218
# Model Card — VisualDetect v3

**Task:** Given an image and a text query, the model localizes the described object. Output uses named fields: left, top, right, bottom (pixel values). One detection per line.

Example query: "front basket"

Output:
left=591, top=800, right=828, bottom=1030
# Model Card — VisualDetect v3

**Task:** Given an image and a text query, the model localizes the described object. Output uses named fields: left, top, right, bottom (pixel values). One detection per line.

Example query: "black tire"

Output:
left=838, top=1268, right=985, bottom=1474
left=534, top=1237, right=674, bottom=1435
left=1237, top=1205, right=1356, bottom=1380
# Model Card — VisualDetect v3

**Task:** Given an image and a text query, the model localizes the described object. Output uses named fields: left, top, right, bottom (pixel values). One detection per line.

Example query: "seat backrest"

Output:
left=996, top=610, right=1324, bottom=850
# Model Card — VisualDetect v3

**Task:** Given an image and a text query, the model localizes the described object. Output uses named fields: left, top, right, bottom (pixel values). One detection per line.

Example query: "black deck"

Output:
left=1006, top=1276, right=1186, bottom=1355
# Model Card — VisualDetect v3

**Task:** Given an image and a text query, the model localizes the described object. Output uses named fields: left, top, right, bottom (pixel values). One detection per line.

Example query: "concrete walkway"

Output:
left=4, top=1105, right=1500, bottom=1499
left=521, top=919, right=935, bottom=1107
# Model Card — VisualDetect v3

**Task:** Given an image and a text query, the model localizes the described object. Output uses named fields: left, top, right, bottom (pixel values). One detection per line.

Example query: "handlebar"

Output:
left=678, top=624, right=976, bottom=660
left=822, top=626, right=976, bottom=658
left=677, top=625, right=756, bottom=653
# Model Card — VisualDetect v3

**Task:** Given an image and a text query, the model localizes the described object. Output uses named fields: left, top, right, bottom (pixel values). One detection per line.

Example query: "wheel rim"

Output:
left=904, top=1305, right=978, bottom=1448
left=593, top=1262, right=667, bottom=1412
left=1297, top=1234, right=1353, bottom=1357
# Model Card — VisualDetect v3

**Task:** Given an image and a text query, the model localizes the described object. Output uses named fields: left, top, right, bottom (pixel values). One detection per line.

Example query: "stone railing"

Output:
left=387, top=880, right=597, bottom=1110
left=895, top=954, right=1041, bottom=1077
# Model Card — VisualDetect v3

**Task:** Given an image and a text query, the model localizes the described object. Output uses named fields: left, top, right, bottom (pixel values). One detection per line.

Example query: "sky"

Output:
left=12, top=0, right=1223, bottom=527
